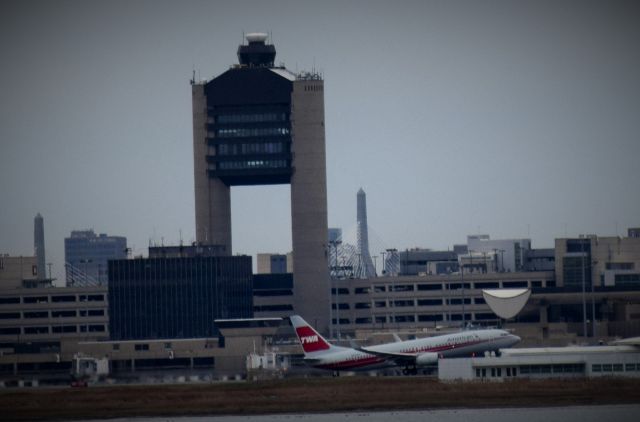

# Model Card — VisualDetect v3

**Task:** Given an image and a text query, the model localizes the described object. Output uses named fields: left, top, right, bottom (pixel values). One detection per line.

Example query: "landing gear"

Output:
left=332, top=370, right=341, bottom=377
left=402, top=366, right=418, bottom=376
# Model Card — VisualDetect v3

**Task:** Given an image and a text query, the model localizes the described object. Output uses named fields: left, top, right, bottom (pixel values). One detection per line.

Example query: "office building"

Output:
left=65, top=230, right=127, bottom=286
left=257, top=253, right=288, bottom=274
left=467, top=235, right=531, bottom=272
left=399, top=249, right=459, bottom=276
left=555, top=234, right=640, bottom=289
left=192, top=33, right=329, bottom=333
left=148, top=243, right=225, bottom=259
left=0, top=255, right=39, bottom=289
left=525, top=248, right=556, bottom=272
left=0, top=266, right=109, bottom=383
left=108, top=250, right=253, bottom=340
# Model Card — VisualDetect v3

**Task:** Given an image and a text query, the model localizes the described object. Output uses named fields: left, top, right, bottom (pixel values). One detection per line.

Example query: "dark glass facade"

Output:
left=108, top=256, right=252, bottom=340
left=204, top=68, right=293, bottom=186
left=563, top=240, right=592, bottom=289
left=65, top=230, right=127, bottom=285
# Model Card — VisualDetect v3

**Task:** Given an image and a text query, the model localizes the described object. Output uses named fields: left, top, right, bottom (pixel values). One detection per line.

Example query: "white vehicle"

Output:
left=290, top=315, right=520, bottom=375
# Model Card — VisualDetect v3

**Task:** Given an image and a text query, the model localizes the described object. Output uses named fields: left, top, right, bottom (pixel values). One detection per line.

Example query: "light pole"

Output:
left=446, top=270, right=452, bottom=326
left=328, top=240, right=342, bottom=340
left=386, top=248, right=397, bottom=276
left=498, top=249, right=505, bottom=272
left=461, top=264, right=466, bottom=327
left=591, top=259, right=598, bottom=338
left=386, top=248, right=398, bottom=327
left=381, top=250, right=386, bottom=276
left=581, top=240, right=588, bottom=339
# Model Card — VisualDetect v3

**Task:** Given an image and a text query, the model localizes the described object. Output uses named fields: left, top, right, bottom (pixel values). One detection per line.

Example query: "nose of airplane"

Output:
left=511, top=335, right=521, bottom=344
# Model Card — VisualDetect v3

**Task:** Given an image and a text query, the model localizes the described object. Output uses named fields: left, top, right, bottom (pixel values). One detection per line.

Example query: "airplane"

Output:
left=290, top=315, right=521, bottom=375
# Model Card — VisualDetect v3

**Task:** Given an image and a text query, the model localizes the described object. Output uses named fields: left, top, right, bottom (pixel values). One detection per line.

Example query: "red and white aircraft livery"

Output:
left=290, top=315, right=520, bottom=374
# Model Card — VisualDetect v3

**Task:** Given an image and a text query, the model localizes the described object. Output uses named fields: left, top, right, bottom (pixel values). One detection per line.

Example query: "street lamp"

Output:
left=591, top=259, right=598, bottom=339
left=581, top=240, right=588, bottom=339
left=386, top=248, right=398, bottom=326
left=461, top=263, right=466, bottom=327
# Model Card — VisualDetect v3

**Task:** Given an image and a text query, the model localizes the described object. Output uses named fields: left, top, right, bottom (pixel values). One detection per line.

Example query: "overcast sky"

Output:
left=1, top=0, right=639, bottom=284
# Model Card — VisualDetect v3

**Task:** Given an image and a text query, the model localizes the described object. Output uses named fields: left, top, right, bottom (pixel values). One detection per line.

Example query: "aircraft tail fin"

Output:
left=290, top=315, right=333, bottom=355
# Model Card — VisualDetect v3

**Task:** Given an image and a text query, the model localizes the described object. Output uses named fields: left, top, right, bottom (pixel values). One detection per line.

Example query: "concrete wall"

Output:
left=192, top=83, right=232, bottom=251
left=0, top=256, right=38, bottom=289
left=290, top=80, right=330, bottom=334
left=555, top=236, right=640, bottom=287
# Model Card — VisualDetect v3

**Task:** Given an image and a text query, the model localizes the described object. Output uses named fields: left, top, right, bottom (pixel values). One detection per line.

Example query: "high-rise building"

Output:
left=65, top=230, right=127, bottom=286
left=192, top=33, right=329, bottom=333
left=33, top=213, right=46, bottom=280
left=355, top=188, right=376, bottom=278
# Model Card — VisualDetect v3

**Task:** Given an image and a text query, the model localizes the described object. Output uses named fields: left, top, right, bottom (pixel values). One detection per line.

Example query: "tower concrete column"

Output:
left=291, top=80, right=330, bottom=334
left=193, top=83, right=232, bottom=253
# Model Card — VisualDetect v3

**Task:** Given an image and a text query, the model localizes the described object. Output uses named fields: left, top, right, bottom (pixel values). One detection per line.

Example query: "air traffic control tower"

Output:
left=192, top=33, right=330, bottom=333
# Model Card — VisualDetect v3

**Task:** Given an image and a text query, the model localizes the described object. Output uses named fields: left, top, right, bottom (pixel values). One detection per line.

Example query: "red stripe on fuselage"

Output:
left=398, top=338, right=491, bottom=354
left=317, top=355, right=387, bottom=370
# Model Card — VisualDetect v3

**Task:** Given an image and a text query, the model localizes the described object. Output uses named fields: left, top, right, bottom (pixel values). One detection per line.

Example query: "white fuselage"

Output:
left=308, top=329, right=520, bottom=371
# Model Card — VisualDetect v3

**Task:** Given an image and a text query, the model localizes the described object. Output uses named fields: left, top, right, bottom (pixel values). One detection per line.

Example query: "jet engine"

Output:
left=415, top=352, right=439, bottom=366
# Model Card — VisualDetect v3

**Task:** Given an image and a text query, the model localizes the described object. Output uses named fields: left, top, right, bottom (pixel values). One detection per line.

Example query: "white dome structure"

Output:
left=482, top=288, right=531, bottom=319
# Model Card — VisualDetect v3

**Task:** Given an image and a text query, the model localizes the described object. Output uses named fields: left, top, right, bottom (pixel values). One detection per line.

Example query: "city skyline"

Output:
left=1, top=1, right=639, bottom=284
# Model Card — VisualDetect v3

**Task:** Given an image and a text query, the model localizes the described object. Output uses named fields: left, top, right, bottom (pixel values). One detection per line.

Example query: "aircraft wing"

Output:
left=356, top=347, right=417, bottom=364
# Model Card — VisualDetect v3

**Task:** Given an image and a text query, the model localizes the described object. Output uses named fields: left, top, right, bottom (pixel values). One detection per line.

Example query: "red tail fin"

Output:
left=290, top=315, right=332, bottom=353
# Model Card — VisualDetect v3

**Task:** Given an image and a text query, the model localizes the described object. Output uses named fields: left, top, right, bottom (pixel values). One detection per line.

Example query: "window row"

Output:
left=217, top=142, right=287, bottom=156
left=351, top=297, right=485, bottom=308
left=0, top=294, right=105, bottom=305
left=352, top=281, right=543, bottom=293
left=216, top=112, right=287, bottom=124
left=215, top=127, right=289, bottom=138
left=592, top=363, right=640, bottom=372
left=367, top=313, right=496, bottom=323
left=217, top=159, right=289, bottom=170
left=0, top=309, right=104, bottom=319
left=519, top=364, right=584, bottom=374
left=606, top=262, right=634, bottom=270
left=476, top=367, right=520, bottom=378
left=253, top=304, right=294, bottom=312
left=615, top=273, right=640, bottom=284
left=0, top=324, right=106, bottom=335
left=304, top=84, right=323, bottom=92
left=331, top=313, right=500, bottom=325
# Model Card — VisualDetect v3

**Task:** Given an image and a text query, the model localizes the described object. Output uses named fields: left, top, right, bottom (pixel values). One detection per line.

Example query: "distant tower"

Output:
left=34, top=213, right=46, bottom=280
left=355, top=189, right=376, bottom=278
